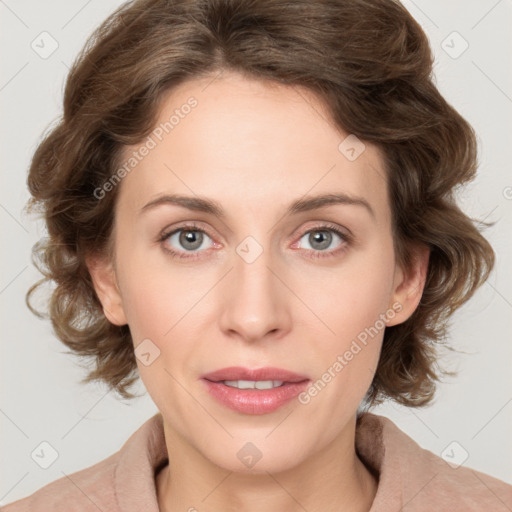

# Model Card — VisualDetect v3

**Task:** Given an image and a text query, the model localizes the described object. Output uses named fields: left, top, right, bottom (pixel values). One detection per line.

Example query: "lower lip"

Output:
left=201, top=379, right=310, bottom=415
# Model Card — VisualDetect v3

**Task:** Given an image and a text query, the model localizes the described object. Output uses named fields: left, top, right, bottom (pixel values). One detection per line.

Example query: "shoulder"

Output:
left=1, top=413, right=166, bottom=512
left=357, top=412, right=512, bottom=511
left=1, top=451, right=120, bottom=512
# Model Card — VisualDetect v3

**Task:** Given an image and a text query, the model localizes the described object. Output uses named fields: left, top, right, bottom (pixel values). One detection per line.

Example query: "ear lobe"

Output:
left=386, top=243, right=430, bottom=327
left=85, top=253, right=128, bottom=326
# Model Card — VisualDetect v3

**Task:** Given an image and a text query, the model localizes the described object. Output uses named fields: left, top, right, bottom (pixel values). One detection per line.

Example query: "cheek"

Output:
left=114, top=245, right=211, bottom=376
left=298, top=246, right=395, bottom=346
left=118, top=277, right=169, bottom=342
left=292, top=239, right=395, bottom=407
left=112, top=240, right=175, bottom=345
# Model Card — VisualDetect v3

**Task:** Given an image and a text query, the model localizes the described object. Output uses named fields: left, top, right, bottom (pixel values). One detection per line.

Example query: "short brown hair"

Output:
left=25, top=0, right=494, bottom=405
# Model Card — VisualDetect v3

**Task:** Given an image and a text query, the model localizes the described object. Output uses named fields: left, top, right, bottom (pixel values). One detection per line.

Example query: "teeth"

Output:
left=222, top=380, right=284, bottom=389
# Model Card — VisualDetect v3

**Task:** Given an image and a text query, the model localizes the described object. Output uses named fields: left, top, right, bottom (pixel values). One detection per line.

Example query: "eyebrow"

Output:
left=139, top=192, right=375, bottom=219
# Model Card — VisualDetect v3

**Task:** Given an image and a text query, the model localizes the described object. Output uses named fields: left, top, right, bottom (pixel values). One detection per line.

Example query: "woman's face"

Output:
left=90, top=71, right=425, bottom=473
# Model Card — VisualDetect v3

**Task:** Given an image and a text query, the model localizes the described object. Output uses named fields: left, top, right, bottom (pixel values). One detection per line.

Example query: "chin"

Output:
left=199, top=435, right=311, bottom=475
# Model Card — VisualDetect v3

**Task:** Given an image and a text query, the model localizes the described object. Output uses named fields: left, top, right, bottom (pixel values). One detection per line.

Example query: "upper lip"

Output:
left=202, top=366, right=310, bottom=383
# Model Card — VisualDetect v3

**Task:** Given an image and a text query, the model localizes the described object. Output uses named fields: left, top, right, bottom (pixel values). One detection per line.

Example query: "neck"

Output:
left=156, top=415, right=378, bottom=512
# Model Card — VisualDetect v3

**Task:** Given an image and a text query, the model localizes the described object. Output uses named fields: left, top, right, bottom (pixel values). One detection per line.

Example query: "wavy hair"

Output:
left=25, top=0, right=494, bottom=404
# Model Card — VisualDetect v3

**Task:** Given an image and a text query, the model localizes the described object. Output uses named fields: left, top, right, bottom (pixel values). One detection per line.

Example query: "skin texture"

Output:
left=86, top=71, right=429, bottom=512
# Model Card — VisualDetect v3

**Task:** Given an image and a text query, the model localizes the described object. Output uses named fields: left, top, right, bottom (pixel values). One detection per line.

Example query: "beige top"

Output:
left=3, top=412, right=511, bottom=511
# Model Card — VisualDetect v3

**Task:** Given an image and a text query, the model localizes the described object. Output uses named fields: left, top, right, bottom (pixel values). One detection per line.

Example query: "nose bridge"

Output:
left=218, top=235, right=290, bottom=342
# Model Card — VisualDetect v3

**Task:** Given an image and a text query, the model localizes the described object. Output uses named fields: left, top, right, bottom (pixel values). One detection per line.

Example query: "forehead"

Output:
left=116, top=72, right=389, bottom=224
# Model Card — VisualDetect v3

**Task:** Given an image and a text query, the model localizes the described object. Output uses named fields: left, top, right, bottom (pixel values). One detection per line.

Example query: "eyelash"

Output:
left=157, top=222, right=352, bottom=261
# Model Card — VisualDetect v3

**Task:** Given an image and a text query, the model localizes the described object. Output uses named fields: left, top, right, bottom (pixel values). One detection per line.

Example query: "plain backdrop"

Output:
left=1, top=0, right=511, bottom=505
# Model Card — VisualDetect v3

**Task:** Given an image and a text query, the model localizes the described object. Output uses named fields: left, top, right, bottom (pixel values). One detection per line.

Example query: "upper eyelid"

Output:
left=160, top=221, right=215, bottom=241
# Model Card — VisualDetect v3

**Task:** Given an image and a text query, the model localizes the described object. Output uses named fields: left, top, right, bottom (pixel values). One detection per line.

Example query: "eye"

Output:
left=158, top=222, right=352, bottom=261
left=295, top=224, right=351, bottom=259
left=158, top=223, right=215, bottom=259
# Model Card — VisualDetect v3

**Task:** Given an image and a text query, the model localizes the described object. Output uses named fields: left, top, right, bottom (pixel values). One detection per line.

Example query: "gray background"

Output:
left=1, top=0, right=511, bottom=504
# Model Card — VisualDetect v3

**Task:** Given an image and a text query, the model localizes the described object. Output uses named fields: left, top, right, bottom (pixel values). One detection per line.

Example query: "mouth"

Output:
left=200, top=366, right=310, bottom=415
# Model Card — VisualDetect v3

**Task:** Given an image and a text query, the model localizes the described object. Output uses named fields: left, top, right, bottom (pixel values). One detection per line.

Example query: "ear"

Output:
left=85, top=253, right=128, bottom=326
left=386, top=243, right=430, bottom=327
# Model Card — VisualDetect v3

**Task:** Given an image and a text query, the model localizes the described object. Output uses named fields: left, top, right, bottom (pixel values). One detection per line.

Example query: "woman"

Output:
left=3, top=0, right=511, bottom=510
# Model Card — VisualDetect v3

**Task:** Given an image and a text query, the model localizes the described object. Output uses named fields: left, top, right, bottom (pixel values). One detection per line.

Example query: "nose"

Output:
left=218, top=243, right=292, bottom=344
